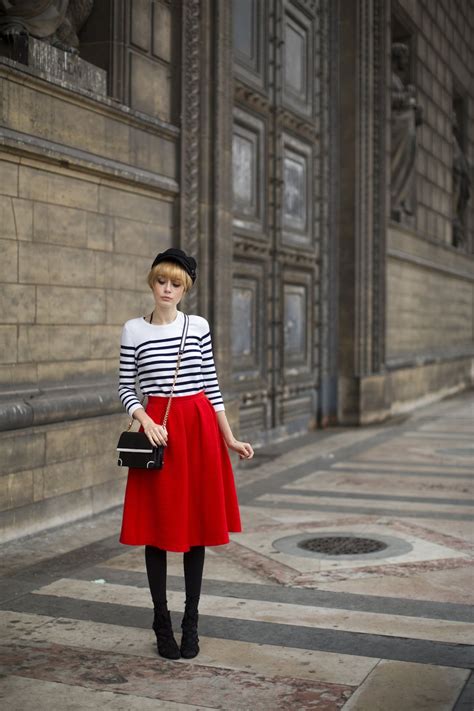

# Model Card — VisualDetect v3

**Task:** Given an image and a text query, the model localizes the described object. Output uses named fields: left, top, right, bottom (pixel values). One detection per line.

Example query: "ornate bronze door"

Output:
left=231, top=0, right=324, bottom=440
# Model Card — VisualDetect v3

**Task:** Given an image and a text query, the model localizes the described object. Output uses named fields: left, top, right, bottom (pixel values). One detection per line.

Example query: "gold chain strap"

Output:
left=126, top=313, right=188, bottom=432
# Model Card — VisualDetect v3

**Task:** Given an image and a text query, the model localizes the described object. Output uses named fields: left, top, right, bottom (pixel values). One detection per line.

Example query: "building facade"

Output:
left=0, top=0, right=472, bottom=541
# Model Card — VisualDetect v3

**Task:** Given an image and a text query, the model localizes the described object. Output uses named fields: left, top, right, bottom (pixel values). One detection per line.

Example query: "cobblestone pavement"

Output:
left=0, top=390, right=473, bottom=710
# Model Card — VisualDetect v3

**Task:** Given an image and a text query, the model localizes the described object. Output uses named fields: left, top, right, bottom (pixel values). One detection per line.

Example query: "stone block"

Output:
left=12, top=199, right=34, bottom=241
left=86, top=213, right=114, bottom=252
left=18, top=325, right=90, bottom=362
left=99, top=185, right=173, bottom=225
left=0, top=470, right=34, bottom=511
left=0, top=284, right=35, bottom=324
left=89, top=324, right=120, bottom=359
left=19, top=166, right=99, bottom=212
left=42, top=457, right=94, bottom=499
left=94, top=252, right=133, bottom=290
left=19, top=242, right=97, bottom=287
left=0, top=363, right=36, bottom=386
left=106, top=289, right=153, bottom=325
left=131, top=0, right=151, bottom=51
left=113, top=216, right=170, bottom=257
left=130, top=52, right=170, bottom=122
left=36, top=286, right=105, bottom=324
left=33, top=203, right=88, bottom=248
left=0, top=159, right=18, bottom=197
left=36, top=359, right=108, bottom=384
left=91, top=476, right=126, bottom=515
left=0, top=431, right=46, bottom=475
left=129, top=130, right=177, bottom=179
left=0, top=196, right=17, bottom=240
left=45, top=416, right=122, bottom=465
left=0, top=239, right=18, bottom=282
left=153, top=2, right=172, bottom=62
left=0, top=326, right=17, bottom=364
left=0, top=486, right=93, bottom=544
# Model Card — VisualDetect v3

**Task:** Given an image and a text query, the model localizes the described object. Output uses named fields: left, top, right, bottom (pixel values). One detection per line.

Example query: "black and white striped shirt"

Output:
left=118, top=311, right=225, bottom=416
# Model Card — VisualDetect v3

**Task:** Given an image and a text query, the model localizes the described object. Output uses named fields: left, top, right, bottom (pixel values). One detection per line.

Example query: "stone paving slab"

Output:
left=0, top=389, right=473, bottom=709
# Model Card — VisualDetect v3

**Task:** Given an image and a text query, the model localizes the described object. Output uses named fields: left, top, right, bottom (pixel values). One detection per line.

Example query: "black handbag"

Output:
left=116, top=313, right=189, bottom=470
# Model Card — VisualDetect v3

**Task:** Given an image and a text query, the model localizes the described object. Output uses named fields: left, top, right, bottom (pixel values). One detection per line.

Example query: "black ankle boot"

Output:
left=152, top=605, right=180, bottom=660
left=180, top=599, right=200, bottom=658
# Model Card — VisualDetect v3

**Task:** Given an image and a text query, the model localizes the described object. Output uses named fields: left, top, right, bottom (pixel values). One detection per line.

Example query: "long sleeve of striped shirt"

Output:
left=118, top=312, right=225, bottom=416
left=118, top=322, right=143, bottom=417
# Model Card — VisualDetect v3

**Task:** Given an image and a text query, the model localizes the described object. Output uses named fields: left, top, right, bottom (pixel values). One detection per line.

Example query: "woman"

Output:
left=118, top=248, right=254, bottom=660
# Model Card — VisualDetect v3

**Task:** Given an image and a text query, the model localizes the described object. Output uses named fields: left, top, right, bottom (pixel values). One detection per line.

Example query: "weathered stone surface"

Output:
left=105, top=290, right=152, bottom=326
left=0, top=239, right=18, bottom=282
left=0, top=326, right=17, bottom=364
left=0, top=158, right=18, bottom=197
left=36, top=286, right=106, bottom=324
left=18, top=325, right=91, bottom=362
left=33, top=202, right=88, bottom=247
left=0, top=195, right=17, bottom=240
left=98, top=185, right=173, bottom=224
left=19, top=165, right=99, bottom=211
left=45, top=415, right=122, bottom=465
left=0, top=431, right=46, bottom=475
left=130, top=52, right=170, bottom=121
left=0, top=469, right=34, bottom=511
left=0, top=284, right=35, bottom=323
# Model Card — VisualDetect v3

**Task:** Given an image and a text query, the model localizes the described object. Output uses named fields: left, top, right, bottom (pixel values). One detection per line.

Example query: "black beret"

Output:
left=151, top=248, right=197, bottom=283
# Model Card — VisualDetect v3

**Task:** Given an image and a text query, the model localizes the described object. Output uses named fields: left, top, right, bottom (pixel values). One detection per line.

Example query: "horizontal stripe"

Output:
left=278, top=488, right=474, bottom=507
left=5, top=593, right=472, bottom=669
left=119, top=315, right=224, bottom=415
left=251, top=498, right=474, bottom=520
left=0, top=610, right=378, bottom=686
left=32, top=579, right=474, bottom=645
left=71, top=566, right=474, bottom=622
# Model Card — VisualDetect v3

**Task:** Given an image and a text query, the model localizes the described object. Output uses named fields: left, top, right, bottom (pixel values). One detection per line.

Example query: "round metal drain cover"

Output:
left=298, top=536, right=387, bottom=555
left=272, top=531, right=413, bottom=560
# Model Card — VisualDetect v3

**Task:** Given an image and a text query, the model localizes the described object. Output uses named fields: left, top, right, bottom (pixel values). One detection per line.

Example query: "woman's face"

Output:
left=152, top=275, right=185, bottom=307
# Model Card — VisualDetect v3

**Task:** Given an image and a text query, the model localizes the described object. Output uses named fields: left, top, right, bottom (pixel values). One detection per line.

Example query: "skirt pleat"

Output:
left=119, top=392, right=242, bottom=552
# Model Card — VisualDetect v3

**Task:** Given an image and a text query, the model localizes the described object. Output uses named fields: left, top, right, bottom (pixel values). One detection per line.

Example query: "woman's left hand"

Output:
left=227, top=438, right=254, bottom=459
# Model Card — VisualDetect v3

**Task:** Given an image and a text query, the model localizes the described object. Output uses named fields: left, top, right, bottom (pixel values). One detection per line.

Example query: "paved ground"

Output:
left=0, top=390, right=473, bottom=710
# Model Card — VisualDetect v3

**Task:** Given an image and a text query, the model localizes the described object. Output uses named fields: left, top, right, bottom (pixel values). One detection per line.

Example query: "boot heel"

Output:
left=180, top=603, right=200, bottom=659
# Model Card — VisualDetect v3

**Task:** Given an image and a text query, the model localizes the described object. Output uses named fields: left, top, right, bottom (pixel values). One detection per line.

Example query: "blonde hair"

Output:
left=147, top=261, right=193, bottom=293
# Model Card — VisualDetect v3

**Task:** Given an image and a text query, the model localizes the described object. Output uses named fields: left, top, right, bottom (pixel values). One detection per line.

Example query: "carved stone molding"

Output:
left=276, top=107, right=319, bottom=141
left=180, top=0, right=201, bottom=313
left=234, top=80, right=271, bottom=115
left=372, top=0, right=388, bottom=372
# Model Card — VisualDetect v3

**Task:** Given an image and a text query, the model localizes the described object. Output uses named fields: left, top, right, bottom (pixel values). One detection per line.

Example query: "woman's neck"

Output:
left=151, top=306, right=178, bottom=325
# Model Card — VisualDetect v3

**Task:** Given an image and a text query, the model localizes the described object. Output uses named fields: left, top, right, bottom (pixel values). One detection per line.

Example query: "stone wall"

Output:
left=386, top=0, right=474, bottom=401
left=0, top=35, right=178, bottom=542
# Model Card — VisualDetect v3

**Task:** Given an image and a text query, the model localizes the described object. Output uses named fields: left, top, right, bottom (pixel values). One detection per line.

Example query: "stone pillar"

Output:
left=338, top=0, right=390, bottom=424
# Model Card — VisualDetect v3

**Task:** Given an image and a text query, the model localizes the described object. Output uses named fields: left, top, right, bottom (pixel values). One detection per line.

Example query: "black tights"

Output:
left=145, top=545, right=205, bottom=608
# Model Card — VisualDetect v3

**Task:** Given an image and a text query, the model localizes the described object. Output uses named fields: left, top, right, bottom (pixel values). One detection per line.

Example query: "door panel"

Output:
left=232, top=0, right=320, bottom=439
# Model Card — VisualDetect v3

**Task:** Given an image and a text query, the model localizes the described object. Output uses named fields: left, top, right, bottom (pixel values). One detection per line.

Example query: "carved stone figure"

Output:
left=390, top=42, right=423, bottom=222
left=452, top=112, right=471, bottom=248
left=0, top=0, right=94, bottom=52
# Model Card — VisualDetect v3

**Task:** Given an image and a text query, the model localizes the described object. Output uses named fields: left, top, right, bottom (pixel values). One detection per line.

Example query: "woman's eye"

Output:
left=172, top=283, right=181, bottom=288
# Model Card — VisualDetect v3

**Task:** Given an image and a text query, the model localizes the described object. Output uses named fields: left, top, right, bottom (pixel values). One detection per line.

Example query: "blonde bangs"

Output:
left=147, top=261, right=192, bottom=292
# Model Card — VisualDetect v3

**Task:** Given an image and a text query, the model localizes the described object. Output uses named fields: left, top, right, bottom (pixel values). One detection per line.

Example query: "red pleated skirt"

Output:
left=119, top=392, right=242, bottom=552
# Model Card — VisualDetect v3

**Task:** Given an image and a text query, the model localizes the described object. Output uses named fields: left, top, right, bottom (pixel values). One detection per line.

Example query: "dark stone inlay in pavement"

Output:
left=283, top=489, right=474, bottom=507
left=5, top=567, right=473, bottom=622
left=436, top=447, right=474, bottom=458
left=2, top=594, right=472, bottom=670
left=252, top=499, right=474, bottom=521
left=454, top=671, right=474, bottom=711
left=318, top=468, right=473, bottom=480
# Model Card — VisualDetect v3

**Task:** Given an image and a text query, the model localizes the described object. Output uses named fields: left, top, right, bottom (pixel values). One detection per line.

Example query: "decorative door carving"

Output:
left=231, top=0, right=322, bottom=438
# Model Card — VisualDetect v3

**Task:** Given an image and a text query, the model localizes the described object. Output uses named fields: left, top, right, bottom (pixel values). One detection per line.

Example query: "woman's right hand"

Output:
left=143, top=419, right=168, bottom=447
